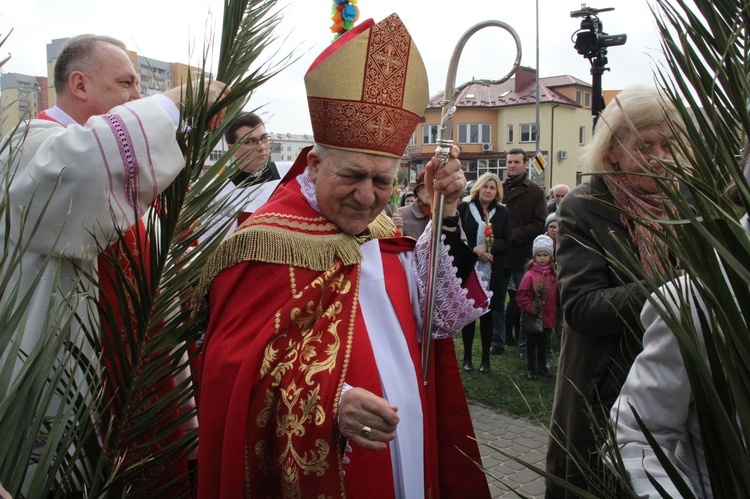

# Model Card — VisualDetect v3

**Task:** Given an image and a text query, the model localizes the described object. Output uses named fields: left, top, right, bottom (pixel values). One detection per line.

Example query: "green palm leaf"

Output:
left=590, top=0, right=750, bottom=496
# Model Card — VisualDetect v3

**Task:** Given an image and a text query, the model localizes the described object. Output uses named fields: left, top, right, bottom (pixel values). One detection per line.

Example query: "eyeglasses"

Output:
left=240, top=135, right=270, bottom=146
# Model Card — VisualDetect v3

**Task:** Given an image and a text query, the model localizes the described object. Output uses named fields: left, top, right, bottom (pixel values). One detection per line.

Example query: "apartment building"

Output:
left=268, top=132, right=315, bottom=163
left=0, top=73, right=48, bottom=139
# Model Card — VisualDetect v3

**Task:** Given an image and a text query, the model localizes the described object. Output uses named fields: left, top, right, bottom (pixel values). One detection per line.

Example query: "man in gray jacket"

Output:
left=397, top=169, right=431, bottom=239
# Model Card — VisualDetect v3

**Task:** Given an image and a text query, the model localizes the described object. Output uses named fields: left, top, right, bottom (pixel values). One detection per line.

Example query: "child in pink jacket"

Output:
left=517, top=235, right=559, bottom=379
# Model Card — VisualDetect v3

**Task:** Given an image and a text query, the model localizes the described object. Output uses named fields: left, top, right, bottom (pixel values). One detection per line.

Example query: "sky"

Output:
left=1, top=0, right=669, bottom=134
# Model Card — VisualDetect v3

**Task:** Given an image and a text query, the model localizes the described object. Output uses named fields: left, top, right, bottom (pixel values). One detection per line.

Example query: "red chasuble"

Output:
left=196, top=167, right=490, bottom=499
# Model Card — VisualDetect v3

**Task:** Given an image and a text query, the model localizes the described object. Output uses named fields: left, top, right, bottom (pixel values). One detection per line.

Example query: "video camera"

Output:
left=571, top=5, right=626, bottom=60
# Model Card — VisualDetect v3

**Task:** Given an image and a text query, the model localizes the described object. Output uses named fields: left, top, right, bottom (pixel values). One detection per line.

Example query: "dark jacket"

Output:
left=232, top=161, right=281, bottom=186
left=458, top=198, right=512, bottom=308
left=457, top=198, right=512, bottom=260
left=545, top=175, right=652, bottom=496
left=498, top=174, right=547, bottom=270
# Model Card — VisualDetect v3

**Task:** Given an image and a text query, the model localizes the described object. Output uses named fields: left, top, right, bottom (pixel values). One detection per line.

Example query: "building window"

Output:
left=457, top=123, right=491, bottom=144
left=576, top=90, right=583, bottom=106
left=477, top=159, right=502, bottom=178
left=410, top=132, right=417, bottom=146
left=520, top=123, right=537, bottom=143
left=579, top=126, right=585, bottom=145
left=422, top=125, right=439, bottom=144
left=507, top=124, right=514, bottom=143
left=209, top=150, right=222, bottom=161
left=584, top=92, right=591, bottom=108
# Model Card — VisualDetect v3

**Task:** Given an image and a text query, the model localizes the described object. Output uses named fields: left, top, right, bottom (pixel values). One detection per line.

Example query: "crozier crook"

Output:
left=421, top=20, right=522, bottom=384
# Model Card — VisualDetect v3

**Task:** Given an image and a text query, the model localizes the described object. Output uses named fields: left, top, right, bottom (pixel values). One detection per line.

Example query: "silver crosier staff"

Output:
left=421, top=21, right=522, bottom=384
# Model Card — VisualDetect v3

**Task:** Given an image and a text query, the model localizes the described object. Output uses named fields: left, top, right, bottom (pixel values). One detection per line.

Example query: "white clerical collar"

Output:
left=42, top=106, right=77, bottom=127
left=297, top=168, right=322, bottom=214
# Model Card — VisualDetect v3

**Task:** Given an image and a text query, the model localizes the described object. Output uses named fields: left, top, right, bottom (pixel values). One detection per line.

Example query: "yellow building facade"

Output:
left=404, top=67, right=596, bottom=192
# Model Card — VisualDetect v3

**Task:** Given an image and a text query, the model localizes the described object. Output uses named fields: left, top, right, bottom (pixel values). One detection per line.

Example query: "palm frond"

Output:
left=83, top=0, right=290, bottom=494
left=594, top=0, right=750, bottom=496
left=0, top=118, right=102, bottom=496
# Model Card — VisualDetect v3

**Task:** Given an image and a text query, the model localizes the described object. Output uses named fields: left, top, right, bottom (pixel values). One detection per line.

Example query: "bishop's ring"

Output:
left=360, top=425, right=372, bottom=438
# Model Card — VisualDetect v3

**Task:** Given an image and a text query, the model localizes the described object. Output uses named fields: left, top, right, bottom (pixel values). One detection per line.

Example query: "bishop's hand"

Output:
left=338, top=387, right=399, bottom=451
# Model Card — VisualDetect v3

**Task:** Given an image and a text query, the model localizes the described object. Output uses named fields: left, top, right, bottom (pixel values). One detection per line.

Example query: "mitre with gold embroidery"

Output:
left=305, top=13, right=429, bottom=158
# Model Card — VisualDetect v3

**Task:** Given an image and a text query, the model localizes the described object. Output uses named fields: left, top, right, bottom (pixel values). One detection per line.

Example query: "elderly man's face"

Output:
left=553, top=186, right=569, bottom=204
left=308, top=148, right=398, bottom=235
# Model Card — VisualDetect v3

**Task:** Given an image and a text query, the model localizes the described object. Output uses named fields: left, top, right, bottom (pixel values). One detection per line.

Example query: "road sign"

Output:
left=531, top=152, right=546, bottom=175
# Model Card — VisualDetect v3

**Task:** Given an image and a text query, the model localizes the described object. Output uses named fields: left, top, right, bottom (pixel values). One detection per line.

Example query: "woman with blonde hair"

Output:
left=546, top=85, right=684, bottom=497
left=457, top=172, right=512, bottom=372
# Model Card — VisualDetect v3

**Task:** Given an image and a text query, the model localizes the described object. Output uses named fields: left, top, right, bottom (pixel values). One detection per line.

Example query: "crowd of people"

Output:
left=2, top=7, right=742, bottom=499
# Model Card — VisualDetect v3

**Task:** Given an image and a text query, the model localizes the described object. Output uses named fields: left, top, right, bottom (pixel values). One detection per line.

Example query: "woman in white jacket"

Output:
left=607, top=159, right=750, bottom=498
left=608, top=279, right=715, bottom=498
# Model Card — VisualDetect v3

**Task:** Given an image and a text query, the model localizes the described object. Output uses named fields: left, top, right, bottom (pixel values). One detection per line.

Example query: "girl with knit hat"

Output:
left=517, top=234, right=559, bottom=379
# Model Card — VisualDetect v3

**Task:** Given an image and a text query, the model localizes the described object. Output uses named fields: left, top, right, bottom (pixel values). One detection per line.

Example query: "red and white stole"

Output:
left=36, top=109, right=189, bottom=495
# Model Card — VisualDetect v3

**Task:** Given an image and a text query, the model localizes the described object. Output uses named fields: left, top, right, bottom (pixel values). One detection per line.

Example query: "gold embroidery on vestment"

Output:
left=290, top=267, right=301, bottom=298
left=252, top=260, right=351, bottom=496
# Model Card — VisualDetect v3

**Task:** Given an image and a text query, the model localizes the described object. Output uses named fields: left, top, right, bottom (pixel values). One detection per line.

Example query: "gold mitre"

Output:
left=305, top=13, right=429, bottom=158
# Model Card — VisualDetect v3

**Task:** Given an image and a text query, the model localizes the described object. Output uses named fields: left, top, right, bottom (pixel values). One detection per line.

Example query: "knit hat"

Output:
left=533, top=234, right=554, bottom=256
left=545, top=212, right=557, bottom=229
left=304, top=13, right=429, bottom=158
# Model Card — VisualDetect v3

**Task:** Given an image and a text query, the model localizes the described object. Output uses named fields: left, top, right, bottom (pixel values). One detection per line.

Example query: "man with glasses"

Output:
left=207, top=112, right=288, bottom=234
left=224, top=111, right=280, bottom=186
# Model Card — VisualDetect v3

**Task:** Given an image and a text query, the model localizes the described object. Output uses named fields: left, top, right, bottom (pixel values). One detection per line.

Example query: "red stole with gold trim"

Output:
left=342, top=240, right=490, bottom=499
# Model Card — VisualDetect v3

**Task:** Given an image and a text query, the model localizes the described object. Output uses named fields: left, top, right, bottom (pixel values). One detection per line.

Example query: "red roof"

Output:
left=427, top=70, right=590, bottom=110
